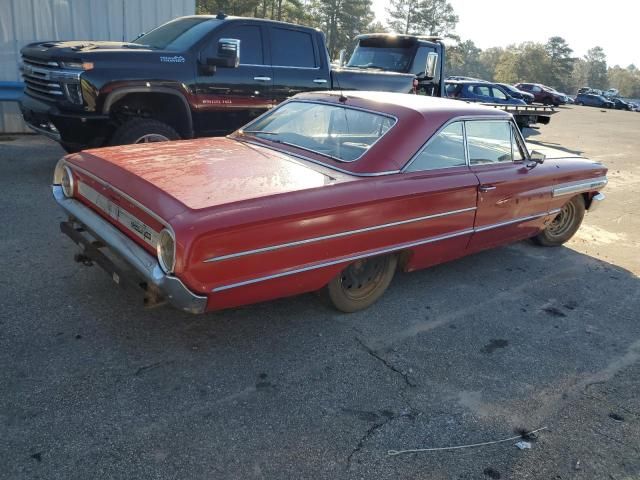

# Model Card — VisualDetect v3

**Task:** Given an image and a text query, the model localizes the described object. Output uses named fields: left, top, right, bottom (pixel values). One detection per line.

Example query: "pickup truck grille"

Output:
left=21, top=55, right=66, bottom=101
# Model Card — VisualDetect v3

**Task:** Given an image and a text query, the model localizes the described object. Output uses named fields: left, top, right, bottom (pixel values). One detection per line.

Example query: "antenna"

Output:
left=333, top=62, right=347, bottom=103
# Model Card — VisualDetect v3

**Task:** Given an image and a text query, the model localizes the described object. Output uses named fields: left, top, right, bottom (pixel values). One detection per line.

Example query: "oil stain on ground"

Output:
left=481, top=339, right=509, bottom=354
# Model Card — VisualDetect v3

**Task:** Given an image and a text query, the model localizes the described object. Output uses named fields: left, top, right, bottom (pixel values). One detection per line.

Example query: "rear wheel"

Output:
left=533, top=195, right=585, bottom=247
left=326, top=255, right=398, bottom=313
left=110, top=118, right=180, bottom=146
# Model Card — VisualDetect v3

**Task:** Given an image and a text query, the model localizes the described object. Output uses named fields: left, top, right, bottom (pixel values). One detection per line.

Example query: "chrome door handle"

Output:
left=253, top=76, right=271, bottom=81
left=479, top=185, right=496, bottom=192
left=313, top=78, right=328, bottom=84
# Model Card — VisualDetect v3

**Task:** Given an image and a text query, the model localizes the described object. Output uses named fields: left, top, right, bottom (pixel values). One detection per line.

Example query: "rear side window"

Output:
left=406, top=122, right=466, bottom=171
left=472, top=85, right=491, bottom=96
left=491, top=87, right=507, bottom=100
left=466, top=121, right=514, bottom=164
left=271, top=28, right=317, bottom=68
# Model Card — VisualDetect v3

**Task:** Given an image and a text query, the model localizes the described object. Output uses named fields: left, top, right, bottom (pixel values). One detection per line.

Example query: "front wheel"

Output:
left=110, top=118, right=180, bottom=146
left=532, top=195, right=585, bottom=247
left=325, top=255, right=398, bottom=313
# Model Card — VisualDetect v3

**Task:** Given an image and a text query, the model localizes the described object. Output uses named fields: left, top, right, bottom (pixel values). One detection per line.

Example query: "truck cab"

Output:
left=346, top=34, right=444, bottom=96
left=20, top=15, right=414, bottom=151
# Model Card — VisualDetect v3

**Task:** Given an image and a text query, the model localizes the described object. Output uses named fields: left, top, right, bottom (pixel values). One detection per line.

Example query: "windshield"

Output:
left=239, top=101, right=396, bottom=162
left=347, top=46, right=413, bottom=72
left=132, top=17, right=221, bottom=50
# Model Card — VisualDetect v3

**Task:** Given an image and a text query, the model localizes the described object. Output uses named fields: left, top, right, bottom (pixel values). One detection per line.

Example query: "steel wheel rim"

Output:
left=134, top=133, right=170, bottom=143
left=547, top=202, right=576, bottom=238
left=339, top=257, right=388, bottom=302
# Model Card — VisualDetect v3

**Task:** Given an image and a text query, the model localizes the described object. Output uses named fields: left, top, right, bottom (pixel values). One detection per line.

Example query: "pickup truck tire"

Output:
left=110, top=118, right=180, bottom=146
left=325, top=254, right=398, bottom=313
left=532, top=195, right=585, bottom=247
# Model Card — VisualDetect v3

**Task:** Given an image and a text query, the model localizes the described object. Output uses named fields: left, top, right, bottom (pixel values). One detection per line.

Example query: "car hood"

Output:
left=65, top=138, right=351, bottom=218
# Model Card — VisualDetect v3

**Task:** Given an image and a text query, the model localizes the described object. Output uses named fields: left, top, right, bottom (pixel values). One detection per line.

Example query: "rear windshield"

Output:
left=347, top=38, right=415, bottom=72
left=132, top=17, right=221, bottom=50
left=239, top=101, right=396, bottom=162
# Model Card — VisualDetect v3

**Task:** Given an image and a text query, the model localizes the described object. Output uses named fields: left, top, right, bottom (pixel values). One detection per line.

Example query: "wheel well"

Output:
left=582, top=192, right=594, bottom=210
left=108, top=92, right=193, bottom=139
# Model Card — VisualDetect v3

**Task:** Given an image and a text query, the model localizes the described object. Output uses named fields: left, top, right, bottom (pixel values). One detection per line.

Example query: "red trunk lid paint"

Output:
left=66, top=137, right=345, bottom=214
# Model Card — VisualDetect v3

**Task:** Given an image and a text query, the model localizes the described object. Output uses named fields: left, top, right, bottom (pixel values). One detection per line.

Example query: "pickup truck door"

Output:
left=194, top=23, right=273, bottom=136
left=267, top=26, right=330, bottom=104
left=466, top=119, right=555, bottom=251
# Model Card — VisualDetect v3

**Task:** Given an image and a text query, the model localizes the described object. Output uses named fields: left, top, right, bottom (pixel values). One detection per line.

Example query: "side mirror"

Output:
left=424, top=52, right=438, bottom=79
left=338, top=49, right=346, bottom=68
left=530, top=150, right=546, bottom=164
left=205, top=38, right=240, bottom=69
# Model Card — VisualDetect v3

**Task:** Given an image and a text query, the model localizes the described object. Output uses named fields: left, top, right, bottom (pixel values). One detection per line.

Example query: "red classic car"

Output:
left=53, top=91, right=607, bottom=313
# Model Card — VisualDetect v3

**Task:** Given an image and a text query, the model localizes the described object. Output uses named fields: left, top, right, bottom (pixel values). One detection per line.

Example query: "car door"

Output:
left=466, top=119, right=555, bottom=251
left=489, top=86, right=510, bottom=104
left=396, top=121, right=479, bottom=270
left=193, top=22, right=273, bottom=136
left=268, top=26, right=330, bottom=105
left=530, top=85, right=543, bottom=102
left=470, top=84, right=494, bottom=103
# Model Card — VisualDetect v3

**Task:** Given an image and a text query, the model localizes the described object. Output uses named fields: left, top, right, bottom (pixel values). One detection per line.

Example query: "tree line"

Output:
left=197, top=0, right=640, bottom=98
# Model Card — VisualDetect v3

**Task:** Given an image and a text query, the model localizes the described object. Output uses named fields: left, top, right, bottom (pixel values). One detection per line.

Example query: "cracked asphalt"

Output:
left=1, top=106, right=639, bottom=479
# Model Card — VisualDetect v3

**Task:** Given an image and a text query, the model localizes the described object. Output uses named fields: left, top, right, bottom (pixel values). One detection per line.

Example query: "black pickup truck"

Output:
left=19, top=15, right=416, bottom=151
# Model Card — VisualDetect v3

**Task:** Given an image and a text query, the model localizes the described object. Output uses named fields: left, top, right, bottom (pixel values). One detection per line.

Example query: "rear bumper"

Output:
left=53, top=185, right=207, bottom=314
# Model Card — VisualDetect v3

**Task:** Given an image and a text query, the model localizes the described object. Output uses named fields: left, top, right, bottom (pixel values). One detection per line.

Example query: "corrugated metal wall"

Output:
left=0, top=0, right=195, bottom=133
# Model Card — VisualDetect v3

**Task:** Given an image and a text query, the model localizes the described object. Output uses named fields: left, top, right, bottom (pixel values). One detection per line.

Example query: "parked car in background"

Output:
left=51, top=91, right=607, bottom=313
left=446, top=81, right=526, bottom=105
left=515, top=83, right=566, bottom=106
left=495, top=83, right=534, bottom=104
left=610, top=98, right=631, bottom=110
left=575, top=93, right=615, bottom=108
left=604, top=88, right=619, bottom=97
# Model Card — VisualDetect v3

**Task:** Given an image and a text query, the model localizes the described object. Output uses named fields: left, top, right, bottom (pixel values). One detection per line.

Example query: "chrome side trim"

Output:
left=204, top=206, right=477, bottom=263
left=552, top=177, right=608, bottom=197
left=52, top=186, right=207, bottom=313
left=210, top=207, right=561, bottom=292
left=474, top=210, right=555, bottom=233
left=212, top=228, right=474, bottom=292
left=236, top=139, right=401, bottom=177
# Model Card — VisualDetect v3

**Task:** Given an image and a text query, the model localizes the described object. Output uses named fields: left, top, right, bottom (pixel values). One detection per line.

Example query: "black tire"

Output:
left=325, top=254, right=398, bottom=313
left=543, top=97, right=552, bottom=105
left=577, top=101, right=584, bottom=106
left=110, top=118, right=180, bottom=146
left=60, top=142, right=82, bottom=153
left=532, top=195, right=585, bottom=247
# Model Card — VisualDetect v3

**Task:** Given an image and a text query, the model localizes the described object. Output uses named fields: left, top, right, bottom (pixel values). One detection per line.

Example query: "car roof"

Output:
left=278, top=91, right=511, bottom=175
left=293, top=91, right=511, bottom=120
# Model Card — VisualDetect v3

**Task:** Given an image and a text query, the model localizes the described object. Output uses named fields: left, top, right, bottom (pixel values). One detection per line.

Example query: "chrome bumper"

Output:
left=588, top=192, right=605, bottom=212
left=52, top=185, right=207, bottom=314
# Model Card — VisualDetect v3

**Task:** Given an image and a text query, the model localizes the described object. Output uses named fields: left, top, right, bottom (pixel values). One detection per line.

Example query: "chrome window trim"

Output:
left=204, top=206, right=477, bottom=263
left=240, top=63, right=321, bottom=70
left=465, top=118, right=517, bottom=165
left=212, top=227, right=475, bottom=292
left=511, top=120, right=530, bottom=159
left=400, top=114, right=509, bottom=172
left=402, top=120, right=467, bottom=173
left=552, top=177, right=608, bottom=197
left=238, top=99, right=399, bottom=163
left=235, top=139, right=401, bottom=177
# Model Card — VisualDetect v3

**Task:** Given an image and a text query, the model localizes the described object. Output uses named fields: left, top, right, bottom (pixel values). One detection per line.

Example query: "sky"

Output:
left=372, top=0, right=639, bottom=67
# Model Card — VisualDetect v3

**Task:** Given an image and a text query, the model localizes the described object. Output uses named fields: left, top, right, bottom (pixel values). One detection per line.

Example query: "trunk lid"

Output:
left=66, top=137, right=349, bottom=218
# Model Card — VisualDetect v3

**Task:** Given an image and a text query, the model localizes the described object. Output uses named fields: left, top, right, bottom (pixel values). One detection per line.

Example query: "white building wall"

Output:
left=0, top=0, right=195, bottom=133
